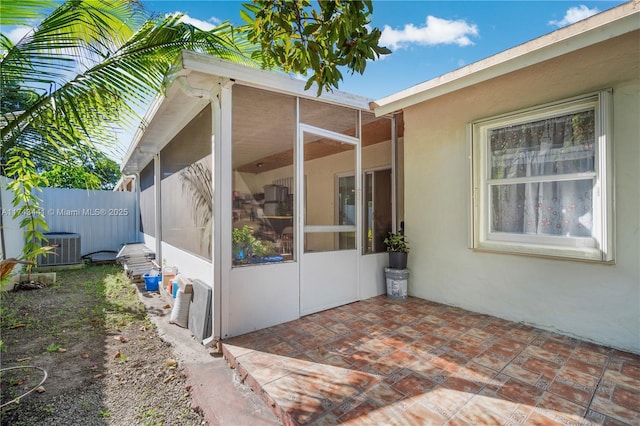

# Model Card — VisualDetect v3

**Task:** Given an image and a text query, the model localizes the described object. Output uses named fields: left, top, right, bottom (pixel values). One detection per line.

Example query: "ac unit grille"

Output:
left=38, top=232, right=82, bottom=266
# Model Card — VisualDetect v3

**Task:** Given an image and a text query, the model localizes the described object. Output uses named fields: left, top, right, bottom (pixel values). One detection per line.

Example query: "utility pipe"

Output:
left=153, top=152, right=161, bottom=262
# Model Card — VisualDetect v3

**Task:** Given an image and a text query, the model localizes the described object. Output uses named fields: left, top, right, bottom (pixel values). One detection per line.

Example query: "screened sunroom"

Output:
left=122, top=51, right=404, bottom=340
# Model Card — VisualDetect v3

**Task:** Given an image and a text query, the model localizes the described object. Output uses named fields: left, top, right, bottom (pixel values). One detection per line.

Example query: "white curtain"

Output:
left=491, top=112, right=595, bottom=238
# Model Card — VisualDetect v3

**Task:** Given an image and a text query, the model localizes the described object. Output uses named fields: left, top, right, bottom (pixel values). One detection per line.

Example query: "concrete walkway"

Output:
left=136, top=288, right=281, bottom=426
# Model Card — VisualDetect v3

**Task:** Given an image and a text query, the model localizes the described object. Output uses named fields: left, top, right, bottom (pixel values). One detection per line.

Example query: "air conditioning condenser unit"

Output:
left=38, top=232, right=82, bottom=266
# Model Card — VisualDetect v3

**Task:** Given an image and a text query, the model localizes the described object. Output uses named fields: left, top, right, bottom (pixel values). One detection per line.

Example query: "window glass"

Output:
left=363, top=169, right=392, bottom=253
left=305, top=232, right=355, bottom=252
left=487, top=110, right=596, bottom=239
left=490, top=181, right=594, bottom=239
left=473, top=93, right=612, bottom=261
left=232, top=86, right=296, bottom=266
left=299, top=98, right=357, bottom=136
left=303, top=132, right=355, bottom=227
left=139, top=162, right=155, bottom=237
left=490, top=111, right=595, bottom=179
left=361, top=112, right=393, bottom=254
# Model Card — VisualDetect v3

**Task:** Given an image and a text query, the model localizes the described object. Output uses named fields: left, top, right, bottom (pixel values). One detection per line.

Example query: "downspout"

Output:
left=391, top=114, right=398, bottom=232
left=176, top=76, right=224, bottom=348
left=153, top=153, right=162, bottom=262
left=133, top=174, right=141, bottom=239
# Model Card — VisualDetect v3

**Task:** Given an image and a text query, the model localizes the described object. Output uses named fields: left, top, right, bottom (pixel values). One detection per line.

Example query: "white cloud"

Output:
left=6, top=26, right=33, bottom=44
left=549, top=5, right=599, bottom=27
left=380, top=16, right=479, bottom=51
left=169, top=13, right=222, bottom=31
left=208, top=16, right=222, bottom=26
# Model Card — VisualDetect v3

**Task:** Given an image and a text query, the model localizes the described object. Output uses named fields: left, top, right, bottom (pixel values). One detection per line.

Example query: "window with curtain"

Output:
left=472, top=91, right=613, bottom=261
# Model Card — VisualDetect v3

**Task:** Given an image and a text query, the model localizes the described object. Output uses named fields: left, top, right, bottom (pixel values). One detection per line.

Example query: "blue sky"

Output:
left=142, top=0, right=627, bottom=99
left=2, top=1, right=627, bottom=160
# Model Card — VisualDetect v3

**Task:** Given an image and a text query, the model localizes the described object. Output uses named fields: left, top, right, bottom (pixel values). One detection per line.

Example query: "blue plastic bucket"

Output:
left=143, top=273, right=160, bottom=291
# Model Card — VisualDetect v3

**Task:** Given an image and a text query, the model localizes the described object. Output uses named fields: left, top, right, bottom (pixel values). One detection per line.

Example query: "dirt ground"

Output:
left=0, top=264, right=206, bottom=425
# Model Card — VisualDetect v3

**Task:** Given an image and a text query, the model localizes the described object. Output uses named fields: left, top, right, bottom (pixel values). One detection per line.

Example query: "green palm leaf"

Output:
left=0, top=0, right=57, bottom=26
left=1, top=0, right=258, bottom=166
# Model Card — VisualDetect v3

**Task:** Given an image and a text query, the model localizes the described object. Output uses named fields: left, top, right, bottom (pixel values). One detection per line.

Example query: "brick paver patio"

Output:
left=223, top=296, right=640, bottom=425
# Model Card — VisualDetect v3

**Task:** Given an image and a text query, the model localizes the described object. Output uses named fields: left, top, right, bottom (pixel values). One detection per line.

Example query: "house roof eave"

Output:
left=120, top=92, right=166, bottom=174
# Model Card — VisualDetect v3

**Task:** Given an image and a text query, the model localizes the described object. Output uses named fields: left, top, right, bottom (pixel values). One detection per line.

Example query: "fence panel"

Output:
left=0, top=176, right=24, bottom=259
left=40, top=188, right=137, bottom=256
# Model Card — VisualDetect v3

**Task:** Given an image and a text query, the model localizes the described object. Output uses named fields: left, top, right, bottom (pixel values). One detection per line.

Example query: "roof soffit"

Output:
left=121, top=73, right=211, bottom=174
left=180, top=50, right=373, bottom=111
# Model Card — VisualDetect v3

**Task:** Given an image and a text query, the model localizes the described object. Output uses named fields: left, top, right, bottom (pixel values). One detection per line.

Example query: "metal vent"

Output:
left=38, top=232, right=82, bottom=266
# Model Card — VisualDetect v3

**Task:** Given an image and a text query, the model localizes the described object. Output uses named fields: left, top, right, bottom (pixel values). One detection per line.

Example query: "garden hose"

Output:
left=0, top=366, right=48, bottom=408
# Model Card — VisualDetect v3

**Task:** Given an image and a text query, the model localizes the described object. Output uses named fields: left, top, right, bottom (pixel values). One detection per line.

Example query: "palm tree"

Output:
left=1, top=0, right=258, bottom=166
left=0, top=0, right=258, bottom=261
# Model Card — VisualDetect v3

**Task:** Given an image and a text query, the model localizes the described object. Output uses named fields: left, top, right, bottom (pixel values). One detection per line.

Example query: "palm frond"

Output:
left=1, top=0, right=259, bottom=166
left=0, top=0, right=57, bottom=26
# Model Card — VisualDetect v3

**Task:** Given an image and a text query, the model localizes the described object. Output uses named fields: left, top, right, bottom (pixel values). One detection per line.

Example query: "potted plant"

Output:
left=384, top=231, right=409, bottom=269
left=232, top=225, right=256, bottom=264
left=232, top=226, right=283, bottom=264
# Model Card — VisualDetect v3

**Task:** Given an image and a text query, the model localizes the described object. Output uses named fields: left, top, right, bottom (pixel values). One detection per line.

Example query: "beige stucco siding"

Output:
left=402, top=32, right=639, bottom=353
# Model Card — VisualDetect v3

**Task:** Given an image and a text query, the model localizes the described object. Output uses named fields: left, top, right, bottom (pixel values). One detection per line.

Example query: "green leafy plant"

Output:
left=38, top=405, right=55, bottom=415
left=40, top=164, right=101, bottom=190
left=138, top=406, right=163, bottom=424
left=0, top=0, right=260, bottom=253
left=241, top=0, right=391, bottom=95
left=5, top=148, right=53, bottom=278
left=232, top=225, right=257, bottom=262
left=46, top=343, right=61, bottom=352
left=253, top=240, right=277, bottom=257
left=232, top=226, right=278, bottom=261
left=383, top=232, right=409, bottom=253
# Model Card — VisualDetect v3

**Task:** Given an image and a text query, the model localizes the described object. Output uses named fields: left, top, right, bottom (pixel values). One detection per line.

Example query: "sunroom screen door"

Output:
left=300, top=125, right=359, bottom=315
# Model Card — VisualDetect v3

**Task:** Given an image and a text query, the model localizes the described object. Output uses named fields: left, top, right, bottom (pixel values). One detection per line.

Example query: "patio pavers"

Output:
left=222, top=296, right=640, bottom=425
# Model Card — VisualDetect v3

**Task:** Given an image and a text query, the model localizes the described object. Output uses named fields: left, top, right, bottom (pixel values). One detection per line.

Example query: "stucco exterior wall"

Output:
left=402, top=35, right=639, bottom=353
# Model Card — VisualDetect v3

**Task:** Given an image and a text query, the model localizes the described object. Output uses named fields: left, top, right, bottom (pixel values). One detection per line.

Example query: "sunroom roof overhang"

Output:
left=121, top=51, right=374, bottom=175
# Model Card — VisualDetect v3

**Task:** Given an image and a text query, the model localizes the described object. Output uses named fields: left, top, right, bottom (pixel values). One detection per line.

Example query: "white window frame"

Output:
left=470, top=90, right=614, bottom=262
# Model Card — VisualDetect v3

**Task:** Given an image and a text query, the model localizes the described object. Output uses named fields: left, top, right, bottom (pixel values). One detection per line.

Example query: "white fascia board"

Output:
left=121, top=71, right=210, bottom=174
left=373, top=3, right=639, bottom=116
left=180, top=50, right=373, bottom=111
left=120, top=93, right=165, bottom=172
